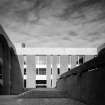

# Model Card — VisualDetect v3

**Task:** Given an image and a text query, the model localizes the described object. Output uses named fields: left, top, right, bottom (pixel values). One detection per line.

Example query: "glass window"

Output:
left=36, top=68, right=38, bottom=74
left=39, top=68, right=46, bottom=75
left=24, top=80, right=26, bottom=88
left=79, top=57, right=84, bottom=65
left=36, top=80, right=46, bottom=84
left=57, top=68, right=60, bottom=74
left=24, top=68, right=26, bottom=75
left=36, top=68, right=46, bottom=75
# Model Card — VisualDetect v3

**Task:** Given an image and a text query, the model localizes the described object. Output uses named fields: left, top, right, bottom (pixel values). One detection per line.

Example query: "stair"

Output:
left=0, top=89, right=86, bottom=105
left=16, top=88, right=86, bottom=105
left=18, top=88, right=69, bottom=98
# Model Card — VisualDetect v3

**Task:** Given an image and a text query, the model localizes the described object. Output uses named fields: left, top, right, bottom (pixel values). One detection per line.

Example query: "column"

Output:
left=26, top=55, right=36, bottom=88
left=46, top=55, right=51, bottom=88
left=60, top=55, right=68, bottom=75
left=52, top=55, right=57, bottom=88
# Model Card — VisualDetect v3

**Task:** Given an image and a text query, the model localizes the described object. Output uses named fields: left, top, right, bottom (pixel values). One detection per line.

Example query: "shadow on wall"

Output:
left=0, top=26, right=24, bottom=95
left=56, top=47, right=105, bottom=105
left=10, top=48, right=24, bottom=95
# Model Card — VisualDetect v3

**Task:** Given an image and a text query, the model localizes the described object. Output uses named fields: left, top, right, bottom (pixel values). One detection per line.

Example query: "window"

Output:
left=68, top=68, right=71, bottom=71
left=76, top=56, right=84, bottom=65
left=39, top=68, right=46, bottom=75
left=79, top=57, right=84, bottom=65
left=36, top=80, right=47, bottom=88
left=22, top=43, right=25, bottom=48
left=51, top=68, right=52, bottom=74
left=36, top=80, right=46, bottom=84
left=36, top=68, right=46, bottom=75
left=57, top=68, right=60, bottom=74
left=36, top=85, right=46, bottom=88
left=36, top=68, right=38, bottom=74
left=24, top=68, right=26, bottom=75
left=24, top=80, right=26, bottom=88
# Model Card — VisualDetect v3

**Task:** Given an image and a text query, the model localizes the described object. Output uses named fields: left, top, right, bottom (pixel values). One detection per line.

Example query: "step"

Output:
left=0, top=95, right=86, bottom=105
left=18, top=88, right=69, bottom=98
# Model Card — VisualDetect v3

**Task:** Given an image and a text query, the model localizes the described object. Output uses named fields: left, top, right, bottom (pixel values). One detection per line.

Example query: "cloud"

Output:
left=68, top=31, right=78, bottom=36
left=0, top=0, right=105, bottom=48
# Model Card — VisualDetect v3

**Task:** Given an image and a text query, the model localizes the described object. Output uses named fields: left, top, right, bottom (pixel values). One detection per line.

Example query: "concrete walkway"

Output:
left=0, top=89, right=86, bottom=105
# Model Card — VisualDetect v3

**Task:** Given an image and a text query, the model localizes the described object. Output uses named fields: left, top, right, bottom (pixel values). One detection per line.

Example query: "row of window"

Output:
left=23, top=55, right=85, bottom=66
left=24, top=80, right=54, bottom=88
left=24, top=68, right=60, bottom=75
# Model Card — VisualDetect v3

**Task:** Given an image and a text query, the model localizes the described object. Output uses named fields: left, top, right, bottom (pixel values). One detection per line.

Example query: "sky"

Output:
left=0, top=0, right=105, bottom=48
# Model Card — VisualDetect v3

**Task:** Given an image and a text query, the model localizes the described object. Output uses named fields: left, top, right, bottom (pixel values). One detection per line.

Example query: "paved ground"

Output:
left=0, top=96, right=86, bottom=105
left=0, top=89, right=86, bottom=105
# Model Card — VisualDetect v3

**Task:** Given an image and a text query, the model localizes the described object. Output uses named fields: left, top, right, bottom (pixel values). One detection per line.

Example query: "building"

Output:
left=15, top=43, right=97, bottom=89
left=0, top=25, right=23, bottom=95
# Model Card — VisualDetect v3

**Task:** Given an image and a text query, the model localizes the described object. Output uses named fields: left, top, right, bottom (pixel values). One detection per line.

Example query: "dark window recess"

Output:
left=24, top=80, right=26, bottom=88
left=24, top=68, right=26, bottom=74
left=24, top=61, right=26, bottom=65
left=36, top=80, right=46, bottom=84
left=39, top=68, right=46, bottom=75
left=22, top=43, right=25, bottom=48
left=76, top=60, right=79, bottom=65
left=51, top=80, right=52, bottom=87
left=68, top=68, right=71, bottom=71
left=36, top=85, right=46, bottom=88
left=36, top=68, right=46, bottom=75
left=36, top=68, right=38, bottom=74
left=51, top=68, right=52, bottom=74
left=57, top=68, right=60, bottom=74
left=79, top=57, right=84, bottom=65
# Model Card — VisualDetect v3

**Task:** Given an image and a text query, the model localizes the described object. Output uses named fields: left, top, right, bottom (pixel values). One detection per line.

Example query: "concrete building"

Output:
left=15, top=43, right=97, bottom=89
left=0, top=26, right=23, bottom=95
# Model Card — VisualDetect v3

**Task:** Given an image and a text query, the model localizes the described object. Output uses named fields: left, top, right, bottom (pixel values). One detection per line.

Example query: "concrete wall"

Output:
left=18, top=55, right=24, bottom=79
left=46, top=55, right=51, bottom=88
left=0, top=35, right=11, bottom=94
left=26, top=55, right=36, bottom=88
left=52, top=55, right=58, bottom=88
left=0, top=28, right=23, bottom=95
left=56, top=53, right=105, bottom=105
left=10, top=48, right=24, bottom=94
left=60, top=55, right=68, bottom=74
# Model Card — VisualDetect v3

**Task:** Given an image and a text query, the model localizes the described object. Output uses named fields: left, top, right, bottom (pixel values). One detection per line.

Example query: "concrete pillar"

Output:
left=71, top=55, right=78, bottom=69
left=85, top=55, right=94, bottom=62
left=52, top=55, right=58, bottom=88
left=60, top=55, right=68, bottom=75
left=18, top=55, right=24, bottom=78
left=46, top=55, right=51, bottom=88
left=26, top=55, right=36, bottom=88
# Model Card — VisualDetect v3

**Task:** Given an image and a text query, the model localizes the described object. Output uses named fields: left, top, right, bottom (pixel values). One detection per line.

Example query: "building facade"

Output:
left=0, top=26, right=23, bottom=95
left=16, top=43, right=97, bottom=89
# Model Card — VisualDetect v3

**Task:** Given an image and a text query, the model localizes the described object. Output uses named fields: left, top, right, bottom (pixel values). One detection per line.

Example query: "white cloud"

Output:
left=0, top=0, right=105, bottom=48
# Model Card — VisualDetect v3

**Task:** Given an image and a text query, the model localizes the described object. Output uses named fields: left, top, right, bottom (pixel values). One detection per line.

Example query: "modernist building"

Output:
left=0, top=25, right=23, bottom=95
left=15, top=43, right=97, bottom=89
